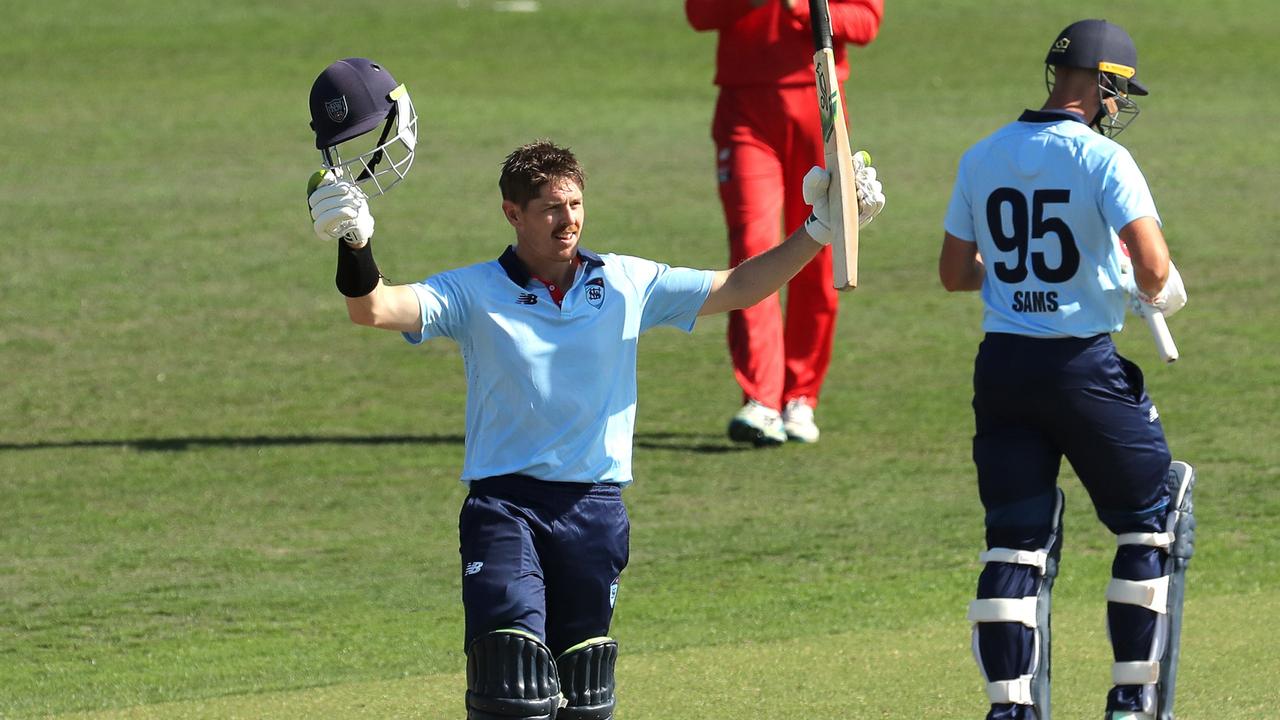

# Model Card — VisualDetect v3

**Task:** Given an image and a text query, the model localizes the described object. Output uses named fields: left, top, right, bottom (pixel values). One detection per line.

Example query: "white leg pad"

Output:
left=1113, top=660, right=1161, bottom=685
left=1107, top=576, right=1170, bottom=613
left=968, top=597, right=1039, bottom=627
left=971, top=489, right=1065, bottom=716
left=986, top=675, right=1034, bottom=704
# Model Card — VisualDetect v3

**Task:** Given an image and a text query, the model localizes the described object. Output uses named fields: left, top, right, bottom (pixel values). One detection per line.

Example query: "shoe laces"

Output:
left=745, top=399, right=781, bottom=421
left=784, top=398, right=813, bottom=423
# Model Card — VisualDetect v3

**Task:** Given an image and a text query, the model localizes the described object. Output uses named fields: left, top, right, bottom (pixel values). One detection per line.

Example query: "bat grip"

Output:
left=809, top=0, right=833, bottom=50
left=1143, top=310, right=1179, bottom=364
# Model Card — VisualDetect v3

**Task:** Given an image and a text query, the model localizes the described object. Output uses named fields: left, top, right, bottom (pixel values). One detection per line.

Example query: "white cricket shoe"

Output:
left=782, top=397, right=820, bottom=443
left=728, top=400, right=787, bottom=447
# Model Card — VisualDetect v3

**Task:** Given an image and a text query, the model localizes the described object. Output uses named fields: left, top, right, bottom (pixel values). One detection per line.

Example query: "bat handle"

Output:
left=1143, top=310, right=1179, bottom=364
left=809, top=0, right=833, bottom=50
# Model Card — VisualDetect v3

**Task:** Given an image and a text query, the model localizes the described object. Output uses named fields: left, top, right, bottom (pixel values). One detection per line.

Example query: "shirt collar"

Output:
left=497, top=246, right=605, bottom=287
left=1018, top=108, right=1090, bottom=125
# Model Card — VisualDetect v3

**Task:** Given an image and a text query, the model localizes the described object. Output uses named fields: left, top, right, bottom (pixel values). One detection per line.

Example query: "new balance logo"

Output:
left=516, top=293, right=538, bottom=305
left=463, top=561, right=484, bottom=576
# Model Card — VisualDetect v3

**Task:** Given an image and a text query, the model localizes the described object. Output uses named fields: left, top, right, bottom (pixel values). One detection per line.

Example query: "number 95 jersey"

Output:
left=944, top=109, right=1160, bottom=338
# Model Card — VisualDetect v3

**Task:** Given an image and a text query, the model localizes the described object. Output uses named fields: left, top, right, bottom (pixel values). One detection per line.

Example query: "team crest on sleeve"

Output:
left=324, top=96, right=348, bottom=122
left=585, top=277, right=605, bottom=309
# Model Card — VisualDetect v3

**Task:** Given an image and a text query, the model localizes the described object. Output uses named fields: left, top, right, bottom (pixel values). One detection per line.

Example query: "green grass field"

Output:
left=3, top=0, right=1278, bottom=717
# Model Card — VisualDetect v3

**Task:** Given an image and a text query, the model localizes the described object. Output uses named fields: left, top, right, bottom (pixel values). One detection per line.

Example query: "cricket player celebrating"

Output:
left=938, top=20, right=1196, bottom=720
left=305, top=59, right=884, bottom=720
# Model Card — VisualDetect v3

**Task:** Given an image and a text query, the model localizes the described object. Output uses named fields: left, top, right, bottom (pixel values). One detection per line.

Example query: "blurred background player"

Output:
left=938, top=19, right=1195, bottom=720
left=308, top=59, right=885, bottom=717
left=686, top=0, right=883, bottom=446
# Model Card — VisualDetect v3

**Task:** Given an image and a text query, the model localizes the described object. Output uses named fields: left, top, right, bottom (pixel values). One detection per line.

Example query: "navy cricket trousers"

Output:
left=970, top=333, right=1173, bottom=716
left=459, top=475, right=629, bottom=656
left=971, top=332, right=1172, bottom=537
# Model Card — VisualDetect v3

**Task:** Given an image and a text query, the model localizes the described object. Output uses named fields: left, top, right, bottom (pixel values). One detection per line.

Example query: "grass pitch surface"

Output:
left=3, top=1, right=1278, bottom=717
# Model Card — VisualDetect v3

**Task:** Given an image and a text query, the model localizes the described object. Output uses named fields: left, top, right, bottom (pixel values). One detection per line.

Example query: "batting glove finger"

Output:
left=802, top=165, right=833, bottom=246
left=855, top=176, right=885, bottom=229
left=308, top=183, right=352, bottom=211
left=313, top=208, right=374, bottom=248
left=309, top=180, right=374, bottom=247
left=308, top=180, right=365, bottom=212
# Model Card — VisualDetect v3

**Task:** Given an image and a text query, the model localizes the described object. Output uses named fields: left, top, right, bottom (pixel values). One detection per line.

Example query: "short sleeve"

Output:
left=401, top=270, right=469, bottom=345
left=943, top=155, right=976, bottom=242
left=629, top=258, right=714, bottom=333
left=1099, top=147, right=1161, bottom=231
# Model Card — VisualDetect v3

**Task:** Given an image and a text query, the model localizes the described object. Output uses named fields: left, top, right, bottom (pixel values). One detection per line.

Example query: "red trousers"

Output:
left=713, top=84, right=838, bottom=411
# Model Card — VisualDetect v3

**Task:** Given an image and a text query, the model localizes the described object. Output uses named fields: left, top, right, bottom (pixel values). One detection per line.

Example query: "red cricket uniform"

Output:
left=687, top=0, right=883, bottom=411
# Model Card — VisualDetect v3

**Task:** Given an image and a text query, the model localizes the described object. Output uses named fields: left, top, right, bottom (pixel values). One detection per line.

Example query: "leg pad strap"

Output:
left=1113, top=660, right=1161, bottom=685
left=986, top=676, right=1034, bottom=704
left=1106, top=576, right=1170, bottom=613
left=968, top=597, right=1038, bottom=627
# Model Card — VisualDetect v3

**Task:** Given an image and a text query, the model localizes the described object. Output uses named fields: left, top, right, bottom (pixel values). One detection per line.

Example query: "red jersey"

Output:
left=685, top=0, right=883, bottom=87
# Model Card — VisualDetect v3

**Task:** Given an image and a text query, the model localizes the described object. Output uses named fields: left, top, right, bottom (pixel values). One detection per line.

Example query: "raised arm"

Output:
left=309, top=175, right=422, bottom=334
left=701, top=152, right=885, bottom=315
left=700, top=225, right=825, bottom=315
left=344, top=277, right=421, bottom=333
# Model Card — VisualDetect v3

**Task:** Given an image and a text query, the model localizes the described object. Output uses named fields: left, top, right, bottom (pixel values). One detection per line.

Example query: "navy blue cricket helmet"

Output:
left=309, top=58, right=418, bottom=195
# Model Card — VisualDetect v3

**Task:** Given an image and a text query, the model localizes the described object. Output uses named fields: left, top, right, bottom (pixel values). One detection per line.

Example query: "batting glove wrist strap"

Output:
left=801, top=166, right=834, bottom=246
left=335, top=239, right=382, bottom=298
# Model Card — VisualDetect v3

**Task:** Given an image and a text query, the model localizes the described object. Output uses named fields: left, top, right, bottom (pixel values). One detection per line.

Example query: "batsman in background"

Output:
left=686, top=0, right=883, bottom=446
left=306, top=61, right=885, bottom=719
left=938, top=20, right=1195, bottom=720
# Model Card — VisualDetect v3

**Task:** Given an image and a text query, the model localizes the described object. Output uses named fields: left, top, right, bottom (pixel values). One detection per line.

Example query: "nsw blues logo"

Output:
left=585, top=277, right=605, bottom=309
left=609, top=577, right=619, bottom=608
left=324, top=96, right=348, bottom=123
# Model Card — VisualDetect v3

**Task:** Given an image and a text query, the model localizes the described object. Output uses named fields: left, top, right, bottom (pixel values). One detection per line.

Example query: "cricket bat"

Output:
left=809, top=0, right=859, bottom=290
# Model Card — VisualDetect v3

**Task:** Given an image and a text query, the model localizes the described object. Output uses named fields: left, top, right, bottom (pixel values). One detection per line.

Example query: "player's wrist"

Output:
left=335, top=238, right=382, bottom=298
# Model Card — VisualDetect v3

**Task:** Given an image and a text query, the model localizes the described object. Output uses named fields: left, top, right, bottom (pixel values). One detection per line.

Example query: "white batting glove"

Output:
left=1137, top=260, right=1188, bottom=318
left=802, top=166, right=834, bottom=245
left=802, top=150, right=886, bottom=245
left=852, top=150, right=885, bottom=227
left=308, top=171, right=374, bottom=248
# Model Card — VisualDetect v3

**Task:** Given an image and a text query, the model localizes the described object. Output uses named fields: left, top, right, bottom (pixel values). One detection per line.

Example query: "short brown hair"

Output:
left=499, top=140, right=586, bottom=207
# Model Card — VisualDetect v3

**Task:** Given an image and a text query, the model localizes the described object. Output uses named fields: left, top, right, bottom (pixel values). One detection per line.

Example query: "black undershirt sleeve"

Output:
left=335, top=239, right=382, bottom=298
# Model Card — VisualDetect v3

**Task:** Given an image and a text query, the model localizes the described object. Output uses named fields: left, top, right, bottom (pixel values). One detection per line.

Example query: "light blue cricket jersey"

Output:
left=944, top=109, right=1160, bottom=337
left=402, top=246, right=714, bottom=486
